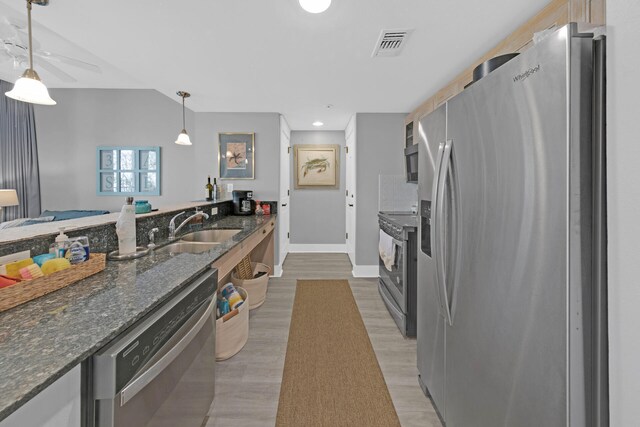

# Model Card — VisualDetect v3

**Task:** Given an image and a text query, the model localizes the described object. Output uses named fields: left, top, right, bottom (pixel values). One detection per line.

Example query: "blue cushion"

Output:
left=41, top=210, right=110, bottom=221
left=0, top=216, right=55, bottom=229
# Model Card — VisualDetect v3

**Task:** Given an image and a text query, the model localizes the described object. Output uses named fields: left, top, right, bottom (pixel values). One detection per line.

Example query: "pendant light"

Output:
left=299, top=0, right=332, bottom=14
left=5, top=0, right=56, bottom=106
left=175, top=91, right=192, bottom=146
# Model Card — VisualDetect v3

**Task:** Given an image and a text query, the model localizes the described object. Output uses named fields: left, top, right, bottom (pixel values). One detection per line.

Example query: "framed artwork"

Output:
left=293, top=144, right=340, bottom=189
left=96, top=146, right=161, bottom=196
left=219, top=132, right=255, bottom=179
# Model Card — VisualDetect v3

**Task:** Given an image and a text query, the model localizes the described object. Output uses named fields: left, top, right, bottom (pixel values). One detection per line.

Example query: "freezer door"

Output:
left=416, top=105, right=447, bottom=418
left=418, top=105, right=446, bottom=202
left=443, top=26, right=594, bottom=427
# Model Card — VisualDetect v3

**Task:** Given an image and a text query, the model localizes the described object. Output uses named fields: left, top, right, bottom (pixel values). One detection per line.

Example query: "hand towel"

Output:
left=379, top=230, right=396, bottom=271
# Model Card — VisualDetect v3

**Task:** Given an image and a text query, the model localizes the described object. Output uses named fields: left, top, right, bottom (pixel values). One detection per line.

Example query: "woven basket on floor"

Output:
left=231, top=262, right=271, bottom=310
left=216, top=287, right=249, bottom=361
left=0, top=253, right=107, bottom=312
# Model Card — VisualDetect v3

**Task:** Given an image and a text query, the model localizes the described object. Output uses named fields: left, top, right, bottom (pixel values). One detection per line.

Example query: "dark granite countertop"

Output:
left=378, top=211, right=418, bottom=229
left=0, top=214, right=276, bottom=421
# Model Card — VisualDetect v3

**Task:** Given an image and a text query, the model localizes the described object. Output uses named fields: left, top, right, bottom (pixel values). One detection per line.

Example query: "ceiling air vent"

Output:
left=372, top=29, right=412, bottom=58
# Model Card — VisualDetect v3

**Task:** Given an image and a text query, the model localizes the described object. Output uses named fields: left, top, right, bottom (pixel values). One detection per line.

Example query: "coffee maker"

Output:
left=232, top=190, right=255, bottom=215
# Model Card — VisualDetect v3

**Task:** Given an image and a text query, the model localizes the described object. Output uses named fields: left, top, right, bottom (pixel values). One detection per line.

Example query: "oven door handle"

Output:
left=379, top=229, right=404, bottom=249
left=119, top=297, right=215, bottom=406
left=391, top=237, right=404, bottom=247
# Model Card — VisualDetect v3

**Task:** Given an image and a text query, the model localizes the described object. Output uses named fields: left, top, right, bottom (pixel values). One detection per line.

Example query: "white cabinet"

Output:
left=0, top=365, right=81, bottom=427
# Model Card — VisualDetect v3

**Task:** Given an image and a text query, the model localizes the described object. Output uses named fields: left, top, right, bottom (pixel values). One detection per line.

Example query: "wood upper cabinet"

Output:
left=407, top=0, right=605, bottom=122
left=570, top=0, right=606, bottom=25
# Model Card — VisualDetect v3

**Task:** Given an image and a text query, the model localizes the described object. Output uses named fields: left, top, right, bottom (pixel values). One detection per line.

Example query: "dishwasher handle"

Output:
left=119, top=297, right=215, bottom=406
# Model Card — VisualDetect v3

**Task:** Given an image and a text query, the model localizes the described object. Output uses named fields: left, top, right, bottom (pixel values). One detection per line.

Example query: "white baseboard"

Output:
left=352, top=265, right=379, bottom=278
left=272, top=264, right=283, bottom=278
left=288, top=244, right=347, bottom=253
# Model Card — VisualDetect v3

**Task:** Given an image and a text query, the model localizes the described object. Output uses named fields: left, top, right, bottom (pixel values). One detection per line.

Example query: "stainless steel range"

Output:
left=378, top=212, right=417, bottom=337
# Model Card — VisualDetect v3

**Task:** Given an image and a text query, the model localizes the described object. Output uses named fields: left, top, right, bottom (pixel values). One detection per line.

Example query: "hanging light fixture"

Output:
left=299, top=0, right=332, bottom=14
left=5, top=0, right=56, bottom=106
left=175, top=91, right=192, bottom=146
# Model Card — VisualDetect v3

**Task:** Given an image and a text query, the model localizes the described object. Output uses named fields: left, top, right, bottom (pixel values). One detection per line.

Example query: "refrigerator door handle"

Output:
left=431, top=141, right=447, bottom=317
left=436, top=140, right=453, bottom=325
left=444, top=139, right=462, bottom=325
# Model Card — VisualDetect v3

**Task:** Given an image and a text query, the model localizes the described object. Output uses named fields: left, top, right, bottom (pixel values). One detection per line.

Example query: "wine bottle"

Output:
left=213, top=177, right=220, bottom=201
left=205, top=176, right=213, bottom=201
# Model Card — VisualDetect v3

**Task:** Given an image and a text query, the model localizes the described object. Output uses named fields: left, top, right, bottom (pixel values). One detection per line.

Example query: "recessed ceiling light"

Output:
left=313, top=121, right=324, bottom=127
left=299, top=0, right=331, bottom=14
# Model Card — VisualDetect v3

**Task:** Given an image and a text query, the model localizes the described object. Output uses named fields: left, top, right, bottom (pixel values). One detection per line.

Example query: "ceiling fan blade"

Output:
left=36, top=58, right=77, bottom=83
left=0, top=47, right=10, bottom=59
left=0, top=17, right=20, bottom=40
left=35, top=50, right=101, bottom=73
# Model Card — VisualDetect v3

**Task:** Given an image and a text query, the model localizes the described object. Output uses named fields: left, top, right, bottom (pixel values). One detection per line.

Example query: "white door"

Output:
left=278, top=115, right=291, bottom=268
left=345, top=115, right=356, bottom=266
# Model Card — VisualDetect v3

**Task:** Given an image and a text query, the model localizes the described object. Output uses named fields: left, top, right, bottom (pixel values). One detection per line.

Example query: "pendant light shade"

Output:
left=299, top=0, right=331, bottom=13
left=5, top=69, right=56, bottom=105
left=175, top=91, right=192, bottom=146
left=4, top=0, right=56, bottom=106
left=175, top=129, right=192, bottom=146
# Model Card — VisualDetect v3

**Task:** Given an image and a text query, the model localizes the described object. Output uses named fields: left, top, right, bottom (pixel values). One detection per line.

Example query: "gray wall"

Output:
left=355, top=113, right=406, bottom=265
left=35, top=89, right=198, bottom=212
left=289, top=131, right=345, bottom=244
left=608, top=1, right=640, bottom=423
left=193, top=113, right=280, bottom=202
left=34, top=91, right=282, bottom=212
left=34, top=91, right=282, bottom=265
left=193, top=112, right=281, bottom=265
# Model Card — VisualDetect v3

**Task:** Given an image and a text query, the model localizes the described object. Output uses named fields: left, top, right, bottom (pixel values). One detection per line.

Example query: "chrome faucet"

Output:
left=147, top=228, right=159, bottom=249
left=168, top=209, right=210, bottom=240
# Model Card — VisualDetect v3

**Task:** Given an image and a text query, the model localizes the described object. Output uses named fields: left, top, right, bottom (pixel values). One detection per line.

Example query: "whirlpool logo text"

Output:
left=513, top=64, right=541, bottom=82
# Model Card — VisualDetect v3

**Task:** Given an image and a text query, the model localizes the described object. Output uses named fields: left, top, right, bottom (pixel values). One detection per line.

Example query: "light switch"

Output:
left=211, top=207, right=218, bottom=215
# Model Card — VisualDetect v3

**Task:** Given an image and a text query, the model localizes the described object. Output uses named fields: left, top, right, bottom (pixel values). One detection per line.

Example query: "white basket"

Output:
left=215, top=287, right=249, bottom=361
left=231, top=262, right=271, bottom=310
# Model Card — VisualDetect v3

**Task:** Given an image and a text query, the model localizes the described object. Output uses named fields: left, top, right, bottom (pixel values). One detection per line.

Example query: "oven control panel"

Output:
left=379, top=217, right=403, bottom=240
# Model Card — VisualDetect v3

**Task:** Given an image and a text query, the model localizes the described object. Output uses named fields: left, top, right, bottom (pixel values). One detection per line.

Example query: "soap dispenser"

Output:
left=53, top=228, right=69, bottom=258
left=116, top=197, right=137, bottom=255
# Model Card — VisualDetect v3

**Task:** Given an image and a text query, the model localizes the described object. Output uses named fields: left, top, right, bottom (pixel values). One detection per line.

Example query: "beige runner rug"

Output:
left=276, top=280, right=401, bottom=427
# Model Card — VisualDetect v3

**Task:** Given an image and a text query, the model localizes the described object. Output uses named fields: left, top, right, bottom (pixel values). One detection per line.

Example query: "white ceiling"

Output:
left=0, top=0, right=550, bottom=130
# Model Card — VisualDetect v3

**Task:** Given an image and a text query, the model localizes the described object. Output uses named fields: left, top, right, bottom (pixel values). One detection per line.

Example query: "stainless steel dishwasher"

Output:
left=91, top=267, right=217, bottom=427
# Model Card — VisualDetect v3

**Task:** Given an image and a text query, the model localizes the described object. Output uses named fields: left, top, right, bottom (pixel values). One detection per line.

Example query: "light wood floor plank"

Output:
left=208, top=253, right=441, bottom=427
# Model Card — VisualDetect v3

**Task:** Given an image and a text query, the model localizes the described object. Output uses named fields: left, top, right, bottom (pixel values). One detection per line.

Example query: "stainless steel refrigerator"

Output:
left=416, top=24, right=608, bottom=427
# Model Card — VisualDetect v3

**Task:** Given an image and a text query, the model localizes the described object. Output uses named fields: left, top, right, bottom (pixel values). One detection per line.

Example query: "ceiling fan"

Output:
left=0, top=1, right=100, bottom=83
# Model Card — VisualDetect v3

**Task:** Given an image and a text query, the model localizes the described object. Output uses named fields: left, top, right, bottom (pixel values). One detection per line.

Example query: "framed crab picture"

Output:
left=293, top=144, right=340, bottom=189
left=219, top=132, right=255, bottom=179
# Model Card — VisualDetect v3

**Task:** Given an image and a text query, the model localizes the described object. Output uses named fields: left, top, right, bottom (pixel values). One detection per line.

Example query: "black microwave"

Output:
left=404, top=144, right=418, bottom=183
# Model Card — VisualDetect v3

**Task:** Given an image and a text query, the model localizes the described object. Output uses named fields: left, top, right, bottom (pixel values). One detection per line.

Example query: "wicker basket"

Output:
left=215, top=287, right=249, bottom=361
left=0, top=253, right=107, bottom=312
left=234, top=255, right=254, bottom=280
left=231, top=262, right=271, bottom=310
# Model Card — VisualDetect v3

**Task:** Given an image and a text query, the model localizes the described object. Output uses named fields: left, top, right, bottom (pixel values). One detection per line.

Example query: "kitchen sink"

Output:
left=154, top=241, right=220, bottom=255
left=181, top=229, right=242, bottom=243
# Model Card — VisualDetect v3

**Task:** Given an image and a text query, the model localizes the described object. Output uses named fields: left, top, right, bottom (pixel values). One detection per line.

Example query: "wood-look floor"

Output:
left=207, top=253, right=441, bottom=427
